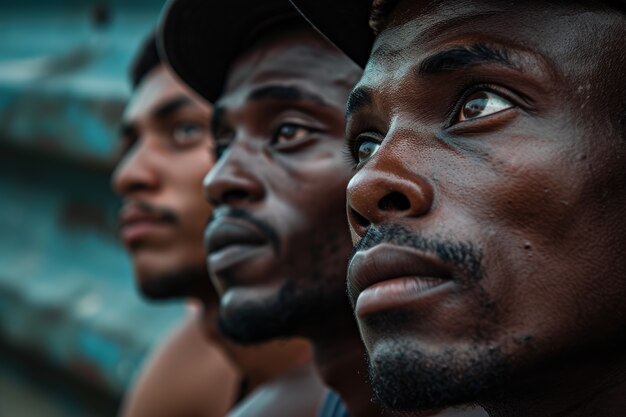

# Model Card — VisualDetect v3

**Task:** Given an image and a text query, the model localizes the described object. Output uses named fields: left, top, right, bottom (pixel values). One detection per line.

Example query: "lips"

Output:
left=205, top=220, right=268, bottom=253
left=118, top=205, right=172, bottom=245
left=205, top=218, right=270, bottom=275
left=348, top=243, right=453, bottom=317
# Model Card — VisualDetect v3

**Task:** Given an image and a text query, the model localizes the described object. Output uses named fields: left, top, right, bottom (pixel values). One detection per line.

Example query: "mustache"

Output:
left=130, top=200, right=179, bottom=224
left=213, top=207, right=281, bottom=254
left=352, top=223, right=484, bottom=284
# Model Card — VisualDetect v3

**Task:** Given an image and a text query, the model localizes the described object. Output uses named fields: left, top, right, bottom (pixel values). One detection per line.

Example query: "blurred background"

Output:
left=0, top=1, right=187, bottom=415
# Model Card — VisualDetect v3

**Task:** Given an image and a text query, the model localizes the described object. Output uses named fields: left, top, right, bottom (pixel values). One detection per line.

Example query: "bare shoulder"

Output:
left=119, top=312, right=242, bottom=417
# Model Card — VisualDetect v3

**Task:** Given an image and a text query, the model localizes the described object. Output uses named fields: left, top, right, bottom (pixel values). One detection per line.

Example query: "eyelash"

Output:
left=345, top=83, right=524, bottom=168
left=343, top=142, right=358, bottom=170
left=344, top=132, right=382, bottom=170
left=445, top=82, right=523, bottom=127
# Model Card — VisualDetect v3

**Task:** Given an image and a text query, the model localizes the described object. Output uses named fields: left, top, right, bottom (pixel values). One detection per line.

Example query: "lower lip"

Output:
left=208, top=244, right=270, bottom=274
left=355, top=276, right=452, bottom=317
left=120, top=222, right=169, bottom=244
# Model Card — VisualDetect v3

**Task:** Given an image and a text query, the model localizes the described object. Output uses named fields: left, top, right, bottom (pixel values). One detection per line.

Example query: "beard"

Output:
left=216, top=230, right=352, bottom=344
left=139, top=264, right=212, bottom=301
left=352, top=223, right=510, bottom=411
left=367, top=334, right=510, bottom=411
left=217, top=278, right=320, bottom=343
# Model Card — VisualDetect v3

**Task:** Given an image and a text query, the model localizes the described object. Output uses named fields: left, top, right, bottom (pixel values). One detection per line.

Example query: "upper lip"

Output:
left=205, top=217, right=268, bottom=254
left=118, top=204, right=168, bottom=228
left=347, top=243, right=452, bottom=302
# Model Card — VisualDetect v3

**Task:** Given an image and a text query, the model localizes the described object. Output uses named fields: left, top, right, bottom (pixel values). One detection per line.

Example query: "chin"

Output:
left=217, top=275, right=340, bottom=343
left=134, top=262, right=209, bottom=301
left=367, top=334, right=512, bottom=411
left=216, top=280, right=303, bottom=343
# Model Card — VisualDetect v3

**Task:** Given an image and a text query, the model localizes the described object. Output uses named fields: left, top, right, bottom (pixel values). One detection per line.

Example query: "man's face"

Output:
left=204, top=27, right=360, bottom=342
left=112, top=65, right=214, bottom=299
left=345, top=0, right=626, bottom=410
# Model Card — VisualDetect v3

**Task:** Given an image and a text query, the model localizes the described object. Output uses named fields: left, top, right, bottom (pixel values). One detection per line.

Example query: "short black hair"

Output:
left=130, top=32, right=161, bottom=89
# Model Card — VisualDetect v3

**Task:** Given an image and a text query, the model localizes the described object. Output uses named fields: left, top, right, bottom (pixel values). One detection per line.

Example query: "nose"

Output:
left=347, top=161, right=434, bottom=237
left=203, top=143, right=265, bottom=207
left=111, top=142, right=160, bottom=196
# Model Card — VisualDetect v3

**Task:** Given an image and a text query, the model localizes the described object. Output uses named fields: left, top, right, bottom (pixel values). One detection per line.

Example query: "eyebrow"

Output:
left=248, top=85, right=328, bottom=106
left=419, top=43, right=516, bottom=75
left=152, top=95, right=195, bottom=119
left=211, top=85, right=331, bottom=136
left=345, top=43, right=519, bottom=119
left=119, top=95, right=197, bottom=140
left=345, top=86, right=373, bottom=119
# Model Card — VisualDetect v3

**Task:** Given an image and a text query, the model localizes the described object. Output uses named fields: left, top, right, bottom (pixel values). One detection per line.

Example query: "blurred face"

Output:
left=112, top=65, right=215, bottom=300
left=204, top=27, right=360, bottom=342
left=345, top=0, right=626, bottom=410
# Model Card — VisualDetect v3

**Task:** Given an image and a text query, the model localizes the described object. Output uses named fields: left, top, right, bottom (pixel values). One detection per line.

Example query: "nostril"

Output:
left=349, top=208, right=370, bottom=228
left=222, top=189, right=249, bottom=204
left=378, top=191, right=410, bottom=211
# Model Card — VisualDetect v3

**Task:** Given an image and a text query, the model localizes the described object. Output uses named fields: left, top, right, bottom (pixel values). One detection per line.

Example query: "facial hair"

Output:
left=352, top=223, right=510, bottom=411
left=217, top=223, right=352, bottom=344
left=139, top=264, right=212, bottom=301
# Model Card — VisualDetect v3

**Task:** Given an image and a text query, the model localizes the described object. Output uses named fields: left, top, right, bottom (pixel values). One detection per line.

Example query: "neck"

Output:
left=483, top=348, right=626, bottom=417
left=312, top=335, right=381, bottom=417
left=207, top=309, right=313, bottom=394
left=310, top=315, right=444, bottom=417
left=311, top=320, right=394, bottom=417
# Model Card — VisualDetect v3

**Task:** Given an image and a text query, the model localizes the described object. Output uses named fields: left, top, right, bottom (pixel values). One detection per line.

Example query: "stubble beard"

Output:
left=353, top=223, right=511, bottom=411
left=217, top=232, right=351, bottom=344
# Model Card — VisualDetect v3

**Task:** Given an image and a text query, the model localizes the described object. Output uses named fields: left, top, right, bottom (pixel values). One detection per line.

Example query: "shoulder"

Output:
left=120, top=313, right=242, bottom=417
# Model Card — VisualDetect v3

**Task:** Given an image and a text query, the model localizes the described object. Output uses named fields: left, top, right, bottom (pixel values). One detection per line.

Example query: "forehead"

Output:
left=218, top=29, right=358, bottom=109
left=123, top=66, right=210, bottom=122
left=359, top=0, right=617, bottom=88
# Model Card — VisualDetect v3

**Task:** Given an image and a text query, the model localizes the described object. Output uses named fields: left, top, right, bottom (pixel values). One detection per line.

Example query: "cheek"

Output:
left=271, top=161, right=352, bottom=261
left=277, top=145, right=352, bottom=215
left=442, top=131, right=626, bottom=345
left=445, top=132, right=584, bottom=246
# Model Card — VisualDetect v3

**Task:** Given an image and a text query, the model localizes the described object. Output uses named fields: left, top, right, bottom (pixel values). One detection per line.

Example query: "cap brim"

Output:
left=158, top=0, right=300, bottom=102
left=288, top=0, right=374, bottom=68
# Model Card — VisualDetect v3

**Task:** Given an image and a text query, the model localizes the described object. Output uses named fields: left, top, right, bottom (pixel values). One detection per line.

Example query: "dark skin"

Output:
left=204, top=27, right=406, bottom=417
left=345, top=1, right=626, bottom=416
left=112, top=64, right=318, bottom=417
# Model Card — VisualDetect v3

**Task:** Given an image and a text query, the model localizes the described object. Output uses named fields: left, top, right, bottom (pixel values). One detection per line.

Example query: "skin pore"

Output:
left=344, top=1, right=626, bottom=417
left=112, top=64, right=317, bottom=417
left=203, top=26, right=404, bottom=417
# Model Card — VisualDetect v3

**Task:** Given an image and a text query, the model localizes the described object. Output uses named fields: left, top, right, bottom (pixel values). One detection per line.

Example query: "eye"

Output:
left=273, top=123, right=313, bottom=144
left=457, top=91, right=513, bottom=122
left=346, top=133, right=381, bottom=166
left=356, top=139, right=380, bottom=164
left=172, top=122, right=208, bottom=146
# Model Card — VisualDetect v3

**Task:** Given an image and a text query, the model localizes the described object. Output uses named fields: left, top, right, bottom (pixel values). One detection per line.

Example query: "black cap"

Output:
left=288, top=0, right=374, bottom=68
left=158, top=0, right=301, bottom=102
left=289, top=0, right=626, bottom=70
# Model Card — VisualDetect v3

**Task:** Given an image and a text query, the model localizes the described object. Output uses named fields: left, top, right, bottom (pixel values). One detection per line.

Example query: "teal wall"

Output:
left=0, top=1, right=187, bottom=415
